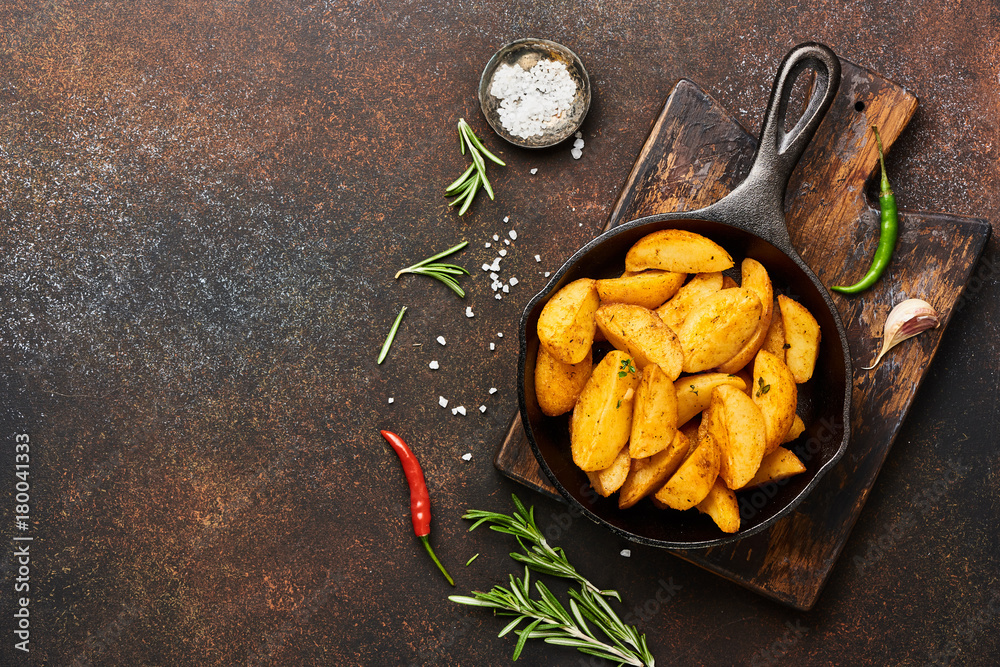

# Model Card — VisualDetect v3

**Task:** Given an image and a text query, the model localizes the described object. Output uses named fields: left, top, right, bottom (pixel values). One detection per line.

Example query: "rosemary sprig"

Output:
left=376, top=306, right=407, bottom=364
left=462, top=494, right=618, bottom=599
left=450, top=568, right=654, bottom=665
left=450, top=495, right=655, bottom=666
left=446, top=118, right=505, bottom=215
left=394, top=241, right=469, bottom=298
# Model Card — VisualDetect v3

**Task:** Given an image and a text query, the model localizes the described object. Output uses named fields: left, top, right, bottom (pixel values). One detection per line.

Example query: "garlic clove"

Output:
left=863, top=298, right=940, bottom=370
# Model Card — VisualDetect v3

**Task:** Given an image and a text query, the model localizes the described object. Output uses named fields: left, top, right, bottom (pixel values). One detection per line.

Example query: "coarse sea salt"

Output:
left=436, top=336, right=447, bottom=346
left=439, top=396, right=448, bottom=408
left=429, top=360, right=440, bottom=370
left=490, top=59, right=577, bottom=139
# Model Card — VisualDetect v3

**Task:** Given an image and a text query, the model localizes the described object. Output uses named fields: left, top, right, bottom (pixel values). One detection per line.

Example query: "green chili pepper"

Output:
left=831, top=125, right=899, bottom=295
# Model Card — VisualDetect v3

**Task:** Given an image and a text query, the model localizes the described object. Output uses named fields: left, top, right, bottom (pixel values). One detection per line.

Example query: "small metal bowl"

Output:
left=479, top=38, right=591, bottom=149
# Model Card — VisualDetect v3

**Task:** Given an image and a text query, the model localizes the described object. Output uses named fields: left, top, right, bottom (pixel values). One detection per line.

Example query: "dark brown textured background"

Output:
left=0, top=1, right=998, bottom=665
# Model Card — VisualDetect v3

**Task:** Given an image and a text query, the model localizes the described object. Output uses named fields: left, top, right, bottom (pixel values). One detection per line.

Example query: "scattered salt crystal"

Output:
left=466, top=307, right=475, bottom=318
left=575, top=131, right=582, bottom=138
left=490, top=259, right=501, bottom=271
left=490, top=343, right=496, bottom=351
left=530, top=168, right=538, bottom=174
left=497, top=332, right=504, bottom=338
left=462, top=452, right=472, bottom=461
left=535, top=254, right=541, bottom=262
left=571, top=148, right=583, bottom=159
left=509, top=230, right=517, bottom=240
left=509, top=277, right=519, bottom=286
left=436, top=336, right=447, bottom=346
left=504, top=239, right=510, bottom=245
left=503, top=217, right=509, bottom=223
left=489, top=387, right=498, bottom=394
left=455, top=406, right=467, bottom=416
left=493, top=234, right=500, bottom=241
left=485, top=242, right=491, bottom=248
left=388, top=397, right=394, bottom=404
left=439, top=396, right=449, bottom=408
left=573, top=138, right=585, bottom=149
left=481, top=263, right=491, bottom=271
left=544, top=272, right=551, bottom=277
left=620, top=549, right=631, bottom=558
left=429, top=360, right=440, bottom=370
left=479, top=405, right=487, bottom=413
left=495, top=294, right=502, bottom=300
left=499, top=249, right=507, bottom=257
left=489, top=272, right=499, bottom=281
left=502, top=284, right=510, bottom=293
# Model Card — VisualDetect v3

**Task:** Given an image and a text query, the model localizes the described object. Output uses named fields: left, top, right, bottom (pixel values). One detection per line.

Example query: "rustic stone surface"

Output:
left=0, top=1, right=998, bottom=665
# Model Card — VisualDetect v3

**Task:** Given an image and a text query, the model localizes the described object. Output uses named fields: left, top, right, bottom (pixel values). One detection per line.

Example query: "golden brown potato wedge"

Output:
left=571, top=350, right=642, bottom=471
left=625, top=229, right=734, bottom=274
left=618, top=431, right=689, bottom=509
left=595, top=303, right=684, bottom=380
left=679, top=417, right=701, bottom=454
left=674, top=372, right=748, bottom=427
left=777, top=295, right=821, bottom=383
left=696, top=478, right=740, bottom=533
left=717, top=258, right=774, bottom=373
left=629, top=364, right=679, bottom=458
left=655, top=272, right=724, bottom=331
left=734, top=368, right=754, bottom=397
left=596, top=270, right=686, bottom=309
left=721, top=274, right=739, bottom=289
left=586, top=446, right=632, bottom=497
left=653, top=432, right=720, bottom=510
left=713, top=385, right=767, bottom=490
left=761, top=299, right=786, bottom=361
left=677, top=288, right=762, bottom=373
left=537, top=278, right=600, bottom=365
left=782, top=414, right=806, bottom=443
left=744, top=446, right=806, bottom=488
left=535, top=345, right=593, bottom=417
left=752, top=350, right=798, bottom=455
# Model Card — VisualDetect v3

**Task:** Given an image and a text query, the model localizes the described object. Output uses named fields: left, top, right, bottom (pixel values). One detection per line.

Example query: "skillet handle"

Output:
left=726, top=43, right=841, bottom=243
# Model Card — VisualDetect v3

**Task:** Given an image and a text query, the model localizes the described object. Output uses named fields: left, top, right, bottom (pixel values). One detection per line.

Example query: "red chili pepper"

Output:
left=380, top=430, right=455, bottom=586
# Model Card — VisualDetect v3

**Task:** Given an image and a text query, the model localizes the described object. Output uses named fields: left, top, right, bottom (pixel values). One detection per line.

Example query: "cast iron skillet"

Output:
left=517, top=43, right=852, bottom=549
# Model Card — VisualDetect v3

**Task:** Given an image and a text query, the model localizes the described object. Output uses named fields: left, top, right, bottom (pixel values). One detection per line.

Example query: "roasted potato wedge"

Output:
left=595, top=304, right=683, bottom=379
left=783, top=414, right=806, bottom=443
left=761, top=299, right=786, bottom=361
left=587, top=446, right=632, bottom=497
left=571, top=350, right=642, bottom=471
left=655, top=272, right=724, bottom=331
left=713, top=385, right=767, bottom=490
left=745, top=446, right=807, bottom=487
left=717, top=258, right=774, bottom=373
left=696, top=478, right=740, bottom=533
left=537, top=278, right=600, bottom=365
left=679, top=417, right=701, bottom=454
left=535, top=345, right=593, bottom=417
left=752, top=350, right=798, bottom=455
left=777, top=295, right=821, bottom=383
left=653, top=432, right=720, bottom=510
left=618, top=431, right=689, bottom=509
left=625, top=229, right=734, bottom=273
left=596, top=270, right=686, bottom=309
left=629, top=364, right=678, bottom=458
left=674, top=372, right=747, bottom=427
left=721, top=274, right=739, bottom=289
left=677, top=288, right=762, bottom=373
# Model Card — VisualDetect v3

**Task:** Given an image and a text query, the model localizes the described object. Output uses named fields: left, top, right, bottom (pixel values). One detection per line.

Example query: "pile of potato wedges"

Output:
left=534, top=229, right=821, bottom=534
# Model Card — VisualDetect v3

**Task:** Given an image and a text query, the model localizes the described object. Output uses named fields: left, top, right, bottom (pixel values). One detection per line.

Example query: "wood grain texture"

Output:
left=494, top=59, right=991, bottom=609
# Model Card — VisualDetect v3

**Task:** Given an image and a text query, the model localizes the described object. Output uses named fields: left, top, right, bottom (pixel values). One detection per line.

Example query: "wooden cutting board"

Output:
left=494, top=58, right=991, bottom=610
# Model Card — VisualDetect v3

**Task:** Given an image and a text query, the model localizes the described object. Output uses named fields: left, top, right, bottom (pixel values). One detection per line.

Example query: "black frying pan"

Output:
left=517, top=43, right=852, bottom=549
